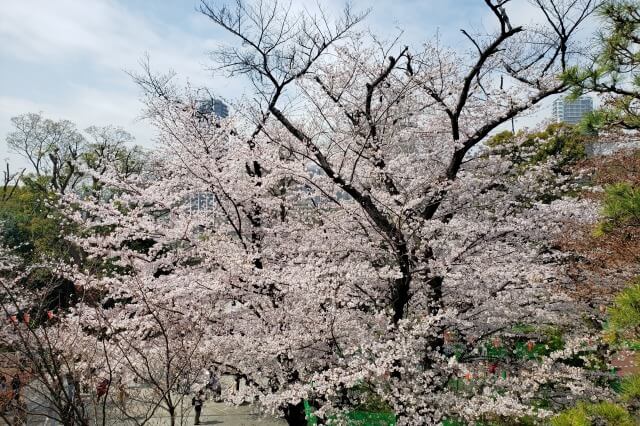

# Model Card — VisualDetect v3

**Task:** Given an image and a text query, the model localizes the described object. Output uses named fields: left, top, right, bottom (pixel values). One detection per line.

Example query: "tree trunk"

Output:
left=168, top=405, right=176, bottom=426
left=284, top=401, right=307, bottom=426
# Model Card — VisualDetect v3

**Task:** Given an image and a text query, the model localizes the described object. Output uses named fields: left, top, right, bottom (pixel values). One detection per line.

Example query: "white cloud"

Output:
left=0, top=0, right=247, bottom=162
left=1, top=1, right=188, bottom=74
left=0, top=0, right=602, bottom=165
left=0, top=0, right=252, bottom=95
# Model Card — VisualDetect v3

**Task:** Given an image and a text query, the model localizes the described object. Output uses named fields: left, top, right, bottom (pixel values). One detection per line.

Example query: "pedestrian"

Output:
left=62, top=373, right=75, bottom=421
left=207, top=370, right=221, bottom=402
left=11, top=373, right=21, bottom=402
left=117, top=378, right=127, bottom=410
left=0, top=376, right=7, bottom=413
left=63, top=374, right=76, bottom=402
left=191, top=390, right=204, bottom=425
left=96, top=378, right=109, bottom=401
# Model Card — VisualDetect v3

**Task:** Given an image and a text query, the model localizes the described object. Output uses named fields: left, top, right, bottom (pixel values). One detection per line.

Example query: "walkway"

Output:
left=1, top=400, right=287, bottom=425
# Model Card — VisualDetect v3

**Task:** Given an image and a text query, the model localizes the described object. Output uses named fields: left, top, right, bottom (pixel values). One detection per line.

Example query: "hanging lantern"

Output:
left=526, top=340, right=535, bottom=352
left=47, top=311, right=54, bottom=320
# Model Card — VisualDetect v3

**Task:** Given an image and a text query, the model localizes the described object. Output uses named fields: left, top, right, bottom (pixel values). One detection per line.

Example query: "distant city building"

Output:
left=196, top=98, right=229, bottom=118
left=552, top=96, right=593, bottom=125
left=189, top=192, right=216, bottom=214
left=302, top=163, right=350, bottom=204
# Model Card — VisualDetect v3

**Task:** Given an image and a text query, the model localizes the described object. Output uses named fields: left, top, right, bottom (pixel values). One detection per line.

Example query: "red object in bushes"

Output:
left=97, top=379, right=109, bottom=397
left=526, top=341, right=535, bottom=352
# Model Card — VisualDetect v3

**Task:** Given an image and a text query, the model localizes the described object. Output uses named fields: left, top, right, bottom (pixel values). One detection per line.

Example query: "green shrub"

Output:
left=551, top=401, right=635, bottom=426
left=594, top=182, right=640, bottom=235
left=606, top=277, right=640, bottom=345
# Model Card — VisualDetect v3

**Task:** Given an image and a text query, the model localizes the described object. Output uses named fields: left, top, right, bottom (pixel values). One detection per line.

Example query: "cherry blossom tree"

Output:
left=0, top=242, right=95, bottom=425
left=0, top=238, right=209, bottom=426
left=57, top=0, right=612, bottom=424
left=60, top=275, right=213, bottom=426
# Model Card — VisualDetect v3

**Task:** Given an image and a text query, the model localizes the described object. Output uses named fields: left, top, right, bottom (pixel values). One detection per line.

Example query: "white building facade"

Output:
left=552, top=96, right=594, bottom=125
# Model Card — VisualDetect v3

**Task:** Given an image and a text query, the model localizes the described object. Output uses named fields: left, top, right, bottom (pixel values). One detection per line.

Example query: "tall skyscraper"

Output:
left=552, top=96, right=593, bottom=125
left=212, top=99, right=229, bottom=118
left=196, top=98, right=229, bottom=118
left=187, top=98, right=228, bottom=217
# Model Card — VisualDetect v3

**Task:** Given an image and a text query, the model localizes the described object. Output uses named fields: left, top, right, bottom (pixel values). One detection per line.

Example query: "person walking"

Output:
left=11, top=373, right=21, bottom=403
left=117, top=378, right=127, bottom=410
left=96, top=378, right=109, bottom=402
left=63, top=373, right=76, bottom=421
left=0, top=376, right=7, bottom=413
left=191, top=390, right=204, bottom=425
left=64, top=374, right=76, bottom=402
left=207, top=370, right=221, bottom=401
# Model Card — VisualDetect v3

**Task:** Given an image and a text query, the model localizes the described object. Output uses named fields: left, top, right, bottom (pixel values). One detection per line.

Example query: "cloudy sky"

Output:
left=0, top=0, right=592, bottom=167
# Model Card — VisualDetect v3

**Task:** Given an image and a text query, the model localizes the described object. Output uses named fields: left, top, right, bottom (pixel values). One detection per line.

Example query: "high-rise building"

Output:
left=552, top=96, right=593, bottom=125
left=196, top=98, right=229, bottom=118
left=212, top=99, right=229, bottom=118
left=189, top=192, right=216, bottom=213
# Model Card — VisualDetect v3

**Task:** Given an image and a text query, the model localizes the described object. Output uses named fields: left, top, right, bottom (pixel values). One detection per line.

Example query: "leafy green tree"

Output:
left=484, top=123, right=590, bottom=204
left=0, top=184, right=68, bottom=263
left=6, top=113, right=148, bottom=197
left=82, top=125, right=147, bottom=192
left=486, top=122, right=589, bottom=169
left=595, top=182, right=640, bottom=234
left=552, top=401, right=636, bottom=426
left=605, top=276, right=640, bottom=341
left=6, top=113, right=86, bottom=194
left=565, top=0, right=640, bottom=130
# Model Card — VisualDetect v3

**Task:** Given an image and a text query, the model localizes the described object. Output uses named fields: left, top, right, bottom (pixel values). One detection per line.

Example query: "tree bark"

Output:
left=284, top=401, right=307, bottom=426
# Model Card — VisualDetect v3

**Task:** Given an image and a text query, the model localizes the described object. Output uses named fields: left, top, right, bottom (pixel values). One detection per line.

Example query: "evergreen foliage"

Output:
left=564, top=0, right=640, bottom=130
left=551, top=402, right=635, bottom=426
